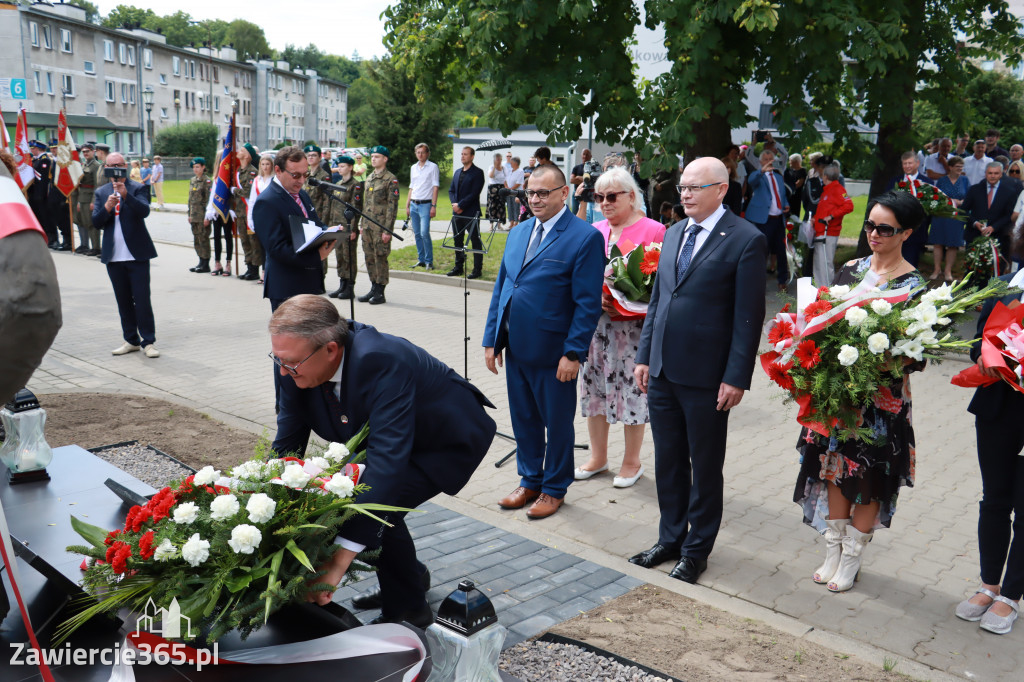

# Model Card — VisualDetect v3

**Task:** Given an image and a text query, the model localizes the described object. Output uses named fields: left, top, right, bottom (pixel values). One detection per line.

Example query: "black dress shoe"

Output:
left=445, top=266, right=464, bottom=277
left=668, top=556, right=708, bottom=584
left=467, top=270, right=482, bottom=279
left=353, top=569, right=430, bottom=611
left=628, top=544, right=679, bottom=569
left=368, top=603, right=433, bottom=630
left=56, top=244, right=72, bottom=251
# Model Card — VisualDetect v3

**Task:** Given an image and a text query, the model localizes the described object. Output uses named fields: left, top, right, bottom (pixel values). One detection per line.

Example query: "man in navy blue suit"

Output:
left=271, top=295, right=496, bottom=627
left=630, top=157, right=767, bottom=584
left=886, top=151, right=935, bottom=267
left=961, top=161, right=1018, bottom=263
left=483, top=164, right=605, bottom=519
left=92, top=152, right=160, bottom=358
left=447, top=146, right=487, bottom=278
left=745, top=149, right=789, bottom=292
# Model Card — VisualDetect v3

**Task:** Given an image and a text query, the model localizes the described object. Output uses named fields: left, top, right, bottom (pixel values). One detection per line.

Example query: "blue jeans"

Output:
left=409, top=202, right=433, bottom=265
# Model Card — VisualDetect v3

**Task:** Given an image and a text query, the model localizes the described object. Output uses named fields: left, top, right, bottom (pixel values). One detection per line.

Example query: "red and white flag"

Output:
left=5, top=106, right=36, bottom=191
left=53, top=110, right=83, bottom=197
left=0, top=172, right=45, bottom=240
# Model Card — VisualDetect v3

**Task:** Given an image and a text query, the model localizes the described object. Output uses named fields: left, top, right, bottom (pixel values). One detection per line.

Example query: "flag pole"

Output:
left=231, top=113, right=239, bottom=276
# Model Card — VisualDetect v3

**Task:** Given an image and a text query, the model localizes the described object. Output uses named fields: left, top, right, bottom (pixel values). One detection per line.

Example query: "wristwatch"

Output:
left=565, top=351, right=579, bottom=362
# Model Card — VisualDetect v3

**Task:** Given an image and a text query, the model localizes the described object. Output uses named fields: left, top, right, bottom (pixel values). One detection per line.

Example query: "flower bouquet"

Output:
left=603, top=241, right=662, bottom=319
left=965, top=235, right=1005, bottom=279
left=58, top=425, right=402, bottom=644
left=761, top=274, right=1016, bottom=442
left=951, top=300, right=1024, bottom=394
left=895, top=180, right=967, bottom=221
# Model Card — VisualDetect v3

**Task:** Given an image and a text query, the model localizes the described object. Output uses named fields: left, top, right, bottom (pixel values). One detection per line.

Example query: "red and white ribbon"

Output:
left=0, top=174, right=46, bottom=240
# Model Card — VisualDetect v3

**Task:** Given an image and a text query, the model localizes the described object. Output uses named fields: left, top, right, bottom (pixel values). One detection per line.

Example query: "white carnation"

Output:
left=153, top=539, right=177, bottom=562
left=844, top=306, right=869, bottom=327
left=209, top=494, right=240, bottom=521
left=870, top=299, right=892, bottom=315
left=172, top=502, right=199, bottom=525
left=308, top=456, right=330, bottom=471
left=837, top=345, right=860, bottom=366
left=892, top=338, right=925, bottom=361
left=280, top=463, right=311, bottom=488
left=325, top=473, right=356, bottom=498
left=828, top=285, right=851, bottom=298
left=325, top=442, right=350, bottom=462
left=193, top=466, right=220, bottom=486
left=245, top=493, right=276, bottom=523
left=227, top=524, right=263, bottom=555
left=866, top=333, right=890, bottom=355
left=181, top=533, right=211, bottom=567
left=231, top=461, right=263, bottom=479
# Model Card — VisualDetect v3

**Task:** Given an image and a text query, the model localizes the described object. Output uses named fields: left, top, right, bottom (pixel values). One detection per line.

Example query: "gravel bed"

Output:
left=90, top=442, right=194, bottom=489
left=500, top=640, right=672, bottom=682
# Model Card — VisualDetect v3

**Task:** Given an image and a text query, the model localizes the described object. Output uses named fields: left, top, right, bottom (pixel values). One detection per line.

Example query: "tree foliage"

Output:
left=67, top=0, right=101, bottom=24
left=280, top=44, right=361, bottom=84
left=226, top=20, right=272, bottom=61
left=153, top=122, right=219, bottom=164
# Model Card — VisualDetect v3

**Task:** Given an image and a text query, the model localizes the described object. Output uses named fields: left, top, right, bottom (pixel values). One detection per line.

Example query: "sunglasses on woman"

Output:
left=863, top=220, right=906, bottom=238
left=593, top=191, right=630, bottom=203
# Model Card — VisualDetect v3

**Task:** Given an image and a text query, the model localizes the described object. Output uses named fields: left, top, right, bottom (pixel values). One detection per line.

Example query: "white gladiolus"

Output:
left=181, top=534, right=211, bottom=567
left=837, top=345, right=860, bottom=366
left=892, top=338, right=925, bottom=361
left=280, top=463, right=311, bottom=488
left=870, top=299, right=892, bottom=315
left=916, top=330, right=939, bottom=345
left=829, top=285, right=851, bottom=298
left=227, top=524, right=263, bottom=555
left=867, top=333, right=890, bottom=354
left=172, top=502, right=199, bottom=525
left=153, top=539, right=177, bottom=562
left=193, top=466, right=220, bottom=486
left=325, top=473, right=356, bottom=498
left=326, top=442, right=350, bottom=462
left=245, top=493, right=276, bottom=523
left=916, top=305, right=938, bottom=326
left=844, top=307, right=869, bottom=327
left=209, top=494, right=240, bottom=521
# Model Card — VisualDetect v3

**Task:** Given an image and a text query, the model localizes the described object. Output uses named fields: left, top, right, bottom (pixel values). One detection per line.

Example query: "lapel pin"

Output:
left=340, top=415, right=349, bottom=424
left=720, top=232, right=726, bottom=236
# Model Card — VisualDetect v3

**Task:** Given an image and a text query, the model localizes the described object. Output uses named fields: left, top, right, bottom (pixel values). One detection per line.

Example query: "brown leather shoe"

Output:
left=526, top=493, right=563, bottom=519
left=498, top=486, right=540, bottom=509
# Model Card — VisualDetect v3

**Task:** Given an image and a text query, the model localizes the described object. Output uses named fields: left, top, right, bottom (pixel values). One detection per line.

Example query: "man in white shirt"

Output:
left=506, top=157, right=525, bottom=229
left=151, top=155, right=165, bottom=209
left=964, top=140, right=994, bottom=187
left=406, top=142, right=440, bottom=270
left=924, top=138, right=954, bottom=180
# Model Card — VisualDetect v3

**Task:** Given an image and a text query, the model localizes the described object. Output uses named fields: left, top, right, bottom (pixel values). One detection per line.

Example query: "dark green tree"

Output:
left=153, top=121, right=219, bottom=164
left=67, top=0, right=101, bottom=24
left=225, top=20, right=270, bottom=61
left=101, top=4, right=156, bottom=29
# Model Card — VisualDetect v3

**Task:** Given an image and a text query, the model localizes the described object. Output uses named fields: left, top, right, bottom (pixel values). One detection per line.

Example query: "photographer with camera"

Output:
left=91, top=152, right=160, bottom=359
left=745, top=131, right=788, bottom=173
left=570, top=148, right=593, bottom=214
left=811, top=163, right=854, bottom=286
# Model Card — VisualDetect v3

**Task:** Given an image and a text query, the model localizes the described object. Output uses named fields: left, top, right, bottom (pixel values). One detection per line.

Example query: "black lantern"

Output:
left=426, top=580, right=505, bottom=681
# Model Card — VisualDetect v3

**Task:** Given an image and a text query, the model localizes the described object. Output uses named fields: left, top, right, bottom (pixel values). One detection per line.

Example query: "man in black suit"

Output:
left=28, top=141, right=56, bottom=248
left=270, top=295, right=497, bottom=627
left=961, top=162, right=1018, bottom=262
left=630, top=157, right=767, bottom=584
left=447, top=146, right=486, bottom=278
left=92, top=153, right=160, bottom=359
left=252, top=146, right=335, bottom=312
left=886, top=151, right=934, bottom=267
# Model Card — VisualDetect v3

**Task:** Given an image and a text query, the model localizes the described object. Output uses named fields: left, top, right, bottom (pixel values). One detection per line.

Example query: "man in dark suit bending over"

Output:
left=271, top=295, right=497, bottom=627
left=630, top=157, right=767, bottom=584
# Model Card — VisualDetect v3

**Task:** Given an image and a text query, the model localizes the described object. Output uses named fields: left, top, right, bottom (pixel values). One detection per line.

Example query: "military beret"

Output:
left=95, top=143, right=111, bottom=152
left=243, top=143, right=259, bottom=160
left=336, top=155, right=355, bottom=166
left=191, top=157, right=206, bottom=167
left=303, top=144, right=322, bottom=155
left=49, top=138, right=59, bottom=147
left=29, top=140, right=48, bottom=151
left=369, top=146, right=390, bottom=158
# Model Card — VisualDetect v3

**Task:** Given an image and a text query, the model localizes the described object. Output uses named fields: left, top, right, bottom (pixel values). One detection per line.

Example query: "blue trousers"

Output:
left=506, top=356, right=578, bottom=498
left=106, top=260, right=155, bottom=346
left=409, top=202, right=433, bottom=265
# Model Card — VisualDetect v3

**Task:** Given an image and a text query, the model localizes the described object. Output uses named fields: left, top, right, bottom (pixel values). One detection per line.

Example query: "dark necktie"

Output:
left=322, top=381, right=344, bottom=425
left=675, top=224, right=701, bottom=281
left=524, top=221, right=544, bottom=264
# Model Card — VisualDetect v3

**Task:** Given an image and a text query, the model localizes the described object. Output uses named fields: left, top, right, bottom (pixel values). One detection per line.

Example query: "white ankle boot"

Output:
left=827, top=526, right=872, bottom=592
left=813, top=518, right=848, bottom=584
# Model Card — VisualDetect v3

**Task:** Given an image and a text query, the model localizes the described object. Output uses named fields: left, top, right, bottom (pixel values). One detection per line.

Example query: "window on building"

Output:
left=198, top=62, right=203, bottom=80
left=214, top=96, right=220, bottom=112
left=126, top=133, right=135, bottom=154
left=144, top=49, right=153, bottom=69
left=105, top=80, right=115, bottom=102
left=46, top=72, right=53, bottom=95
left=129, top=84, right=136, bottom=104
left=61, top=74, right=74, bottom=97
left=160, top=107, right=168, bottom=119
left=29, top=22, right=38, bottom=47
left=119, top=43, right=126, bottom=64
left=223, top=85, right=229, bottom=95
left=213, top=66, right=218, bottom=82
left=42, top=25, right=51, bottom=50
left=234, top=71, right=239, bottom=86
left=33, top=71, right=42, bottom=94
left=85, top=102, right=96, bottom=115
left=84, top=60, right=95, bottom=74
left=173, top=56, right=180, bottom=76
left=127, top=46, right=135, bottom=67
left=190, top=61, right=196, bottom=79
left=121, top=83, right=128, bottom=103
left=60, top=28, right=72, bottom=53
left=159, top=74, right=167, bottom=85
left=104, top=40, right=114, bottom=62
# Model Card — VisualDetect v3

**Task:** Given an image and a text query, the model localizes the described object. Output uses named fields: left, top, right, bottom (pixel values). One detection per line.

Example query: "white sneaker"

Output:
left=143, top=344, right=160, bottom=358
left=112, top=342, right=141, bottom=356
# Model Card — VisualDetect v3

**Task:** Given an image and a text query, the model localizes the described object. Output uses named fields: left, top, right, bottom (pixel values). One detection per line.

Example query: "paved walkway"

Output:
left=27, top=240, right=1015, bottom=681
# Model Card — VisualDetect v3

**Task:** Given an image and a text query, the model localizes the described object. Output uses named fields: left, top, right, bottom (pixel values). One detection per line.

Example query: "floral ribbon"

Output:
left=952, top=301, right=1024, bottom=393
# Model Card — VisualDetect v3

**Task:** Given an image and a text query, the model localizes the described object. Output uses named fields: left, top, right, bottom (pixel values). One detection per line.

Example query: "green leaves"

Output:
left=70, top=516, right=111, bottom=549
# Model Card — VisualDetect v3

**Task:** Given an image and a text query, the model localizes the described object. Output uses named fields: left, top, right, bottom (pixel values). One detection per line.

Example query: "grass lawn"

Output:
left=162, top=179, right=189, bottom=204
left=390, top=232, right=508, bottom=281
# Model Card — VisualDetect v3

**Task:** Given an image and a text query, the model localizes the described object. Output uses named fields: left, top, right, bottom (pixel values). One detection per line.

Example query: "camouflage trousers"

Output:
left=334, top=231, right=359, bottom=281
left=237, top=220, right=264, bottom=267
left=361, top=226, right=391, bottom=285
left=75, top=203, right=100, bottom=251
left=191, top=221, right=211, bottom=259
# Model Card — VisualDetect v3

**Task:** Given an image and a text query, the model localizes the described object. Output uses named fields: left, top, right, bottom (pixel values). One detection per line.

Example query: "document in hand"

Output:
left=290, top=214, right=341, bottom=253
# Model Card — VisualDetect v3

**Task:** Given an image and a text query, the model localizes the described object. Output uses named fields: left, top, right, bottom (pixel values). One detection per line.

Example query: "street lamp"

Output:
left=142, top=86, right=154, bottom=159
left=284, top=115, right=289, bottom=145
left=174, top=97, right=181, bottom=125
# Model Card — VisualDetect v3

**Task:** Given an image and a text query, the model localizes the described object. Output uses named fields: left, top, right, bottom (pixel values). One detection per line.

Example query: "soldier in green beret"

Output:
left=356, top=146, right=399, bottom=305
left=303, top=144, right=332, bottom=222
left=72, top=143, right=101, bottom=256
left=187, top=157, right=212, bottom=272
left=233, top=143, right=263, bottom=280
left=326, top=154, right=362, bottom=300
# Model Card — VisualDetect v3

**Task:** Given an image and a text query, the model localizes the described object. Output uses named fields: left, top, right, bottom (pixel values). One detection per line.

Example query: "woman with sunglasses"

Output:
left=794, top=190, right=927, bottom=592
left=574, top=167, right=666, bottom=488
left=1009, top=161, right=1023, bottom=236
left=930, top=156, right=970, bottom=282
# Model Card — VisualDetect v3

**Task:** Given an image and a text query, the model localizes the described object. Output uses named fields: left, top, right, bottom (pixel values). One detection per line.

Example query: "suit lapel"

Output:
left=675, top=215, right=732, bottom=290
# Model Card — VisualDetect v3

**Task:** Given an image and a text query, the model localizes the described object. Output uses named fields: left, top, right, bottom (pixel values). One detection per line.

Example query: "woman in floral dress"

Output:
left=794, top=190, right=927, bottom=592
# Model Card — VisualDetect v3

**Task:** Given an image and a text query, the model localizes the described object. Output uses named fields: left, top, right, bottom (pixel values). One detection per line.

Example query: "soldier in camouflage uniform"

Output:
left=72, top=143, right=101, bottom=256
left=356, top=146, right=399, bottom=305
left=233, top=143, right=262, bottom=280
left=302, top=144, right=332, bottom=221
left=187, top=157, right=212, bottom=272
left=325, top=154, right=362, bottom=300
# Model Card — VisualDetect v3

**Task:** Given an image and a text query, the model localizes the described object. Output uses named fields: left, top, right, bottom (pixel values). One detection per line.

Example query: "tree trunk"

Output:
left=685, top=114, right=734, bottom=162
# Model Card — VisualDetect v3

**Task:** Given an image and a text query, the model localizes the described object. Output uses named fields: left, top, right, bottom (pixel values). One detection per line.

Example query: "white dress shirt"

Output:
left=408, top=159, right=440, bottom=201
left=678, top=203, right=727, bottom=262
left=507, top=167, right=525, bottom=189
left=964, top=154, right=994, bottom=186
left=110, top=196, right=135, bottom=262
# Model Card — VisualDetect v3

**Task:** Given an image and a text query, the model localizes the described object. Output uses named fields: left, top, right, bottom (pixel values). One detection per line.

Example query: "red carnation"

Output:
left=780, top=303, right=791, bottom=313
left=177, top=475, right=196, bottom=494
left=793, top=339, right=821, bottom=370
left=803, top=300, right=833, bottom=318
left=767, top=319, right=795, bottom=345
left=111, top=544, right=131, bottom=575
left=816, top=286, right=829, bottom=300
left=138, top=531, right=156, bottom=560
left=105, top=529, right=121, bottom=546
left=767, top=361, right=795, bottom=391
left=897, top=181, right=907, bottom=189
left=639, top=249, right=661, bottom=275
left=105, top=543, right=118, bottom=564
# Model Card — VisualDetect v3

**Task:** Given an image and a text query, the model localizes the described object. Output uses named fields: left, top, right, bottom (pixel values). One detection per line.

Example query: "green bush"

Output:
left=153, top=122, right=219, bottom=164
